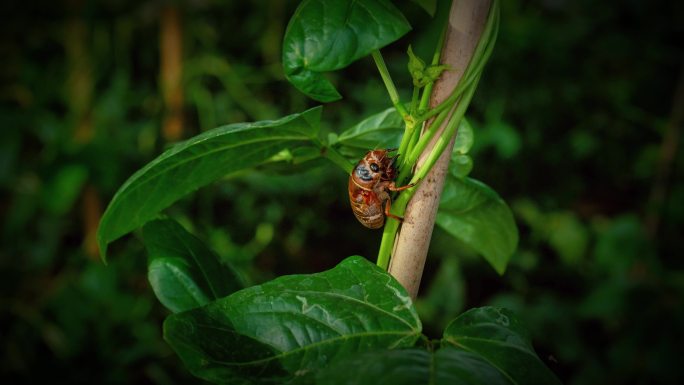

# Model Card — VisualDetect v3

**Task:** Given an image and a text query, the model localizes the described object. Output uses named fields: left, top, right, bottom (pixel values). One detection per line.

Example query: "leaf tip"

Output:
left=283, top=68, right=342, bottom=103
left=96, top=227, right=109, bottom=264
left=309, top=88, right=343, bottom=103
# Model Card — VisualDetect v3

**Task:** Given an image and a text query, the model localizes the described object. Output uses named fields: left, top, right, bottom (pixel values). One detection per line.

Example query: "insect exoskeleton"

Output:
left=348, top=149, right=414, bottom=229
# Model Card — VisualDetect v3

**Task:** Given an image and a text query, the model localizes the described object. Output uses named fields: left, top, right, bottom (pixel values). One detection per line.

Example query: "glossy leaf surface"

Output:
left=436, top=176, right=518, bottom=274
left=282, top=0, right=411, bottom=102
left=443, top=307, right=562, bottom=385
left=317, top=307, right=561, bottom=384
left=316, top=347, right=508, bottom=385
left=334, top=108, right=404, bottom=158
left=143, top=218, right=242, bottom=313
left=97, top=107, right=322, bottom=259
left=164, top=256, right=422, bottom=384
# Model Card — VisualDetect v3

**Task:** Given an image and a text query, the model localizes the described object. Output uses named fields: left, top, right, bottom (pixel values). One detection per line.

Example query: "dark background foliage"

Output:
left=1, top=0, right=682, bottom=384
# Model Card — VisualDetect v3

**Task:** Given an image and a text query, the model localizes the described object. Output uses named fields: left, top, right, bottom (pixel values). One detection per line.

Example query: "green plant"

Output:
left=97, top=0, right=560, bottom=383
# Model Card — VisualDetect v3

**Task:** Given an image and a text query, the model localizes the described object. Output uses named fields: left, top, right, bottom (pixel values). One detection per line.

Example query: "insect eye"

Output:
left=370, top=163, right=380, bottom=172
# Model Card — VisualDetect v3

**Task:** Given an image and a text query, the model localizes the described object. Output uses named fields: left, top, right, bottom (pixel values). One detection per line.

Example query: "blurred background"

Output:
left=1, top=0, right=682, bottom=384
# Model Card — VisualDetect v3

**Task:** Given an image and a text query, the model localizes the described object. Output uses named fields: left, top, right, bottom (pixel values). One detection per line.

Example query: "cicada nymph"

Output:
left=348, top=149, right=413, bottom=229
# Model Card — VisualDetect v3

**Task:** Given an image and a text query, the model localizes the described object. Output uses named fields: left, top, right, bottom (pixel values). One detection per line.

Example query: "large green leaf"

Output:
left=282, top=0, right=411, bottom=102
left=142, top=218, right=242, bottom=313
left=164, top=256, right=422, bottom=384
left=317, top=307, right=561, bottom=384
left=436, top=176, right=518, bottom=274
left=315, top=347, right=508, bottom=385
left=443, top=307, right=562, bottom=385
left=432, top=348, right=511, bottom=385
left=333, top=107, right=404, bottom=158
left=97, top=107, right=322, bottom=259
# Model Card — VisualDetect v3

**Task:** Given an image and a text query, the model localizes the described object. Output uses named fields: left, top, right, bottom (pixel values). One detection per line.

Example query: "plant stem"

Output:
left=377, top=219, right=400, bottom=271
left=397, top=14, right=450, bottom=172
left=374, top=49, right=415, bottom=166
left=397, top=121, right=416, bottom=165
left=403, top=106, right=452, bottom=173
left=377, top=76, right=479, bottom=271
left=404, top=125, right=421, bottom=169
left=372, top=50, right=409, bottom=120
left=415, top=3, right=499, bottom=126
left=410, top=86, right=420, bottom=114
left=411, top=78, right=478, bottom=184
left=398, top=0, right=498, bottom=174
left=321, top=145, right=354, bottom=174
left=380, top=0, right=496, bottom=299
left=417, top=16, right=449, bottom=113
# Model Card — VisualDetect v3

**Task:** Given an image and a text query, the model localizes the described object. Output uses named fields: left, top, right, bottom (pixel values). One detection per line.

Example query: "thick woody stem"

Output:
left=388, top=0, right=491, bottom=299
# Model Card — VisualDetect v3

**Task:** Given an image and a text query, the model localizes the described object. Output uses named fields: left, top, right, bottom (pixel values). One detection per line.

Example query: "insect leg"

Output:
left=384, top=199, right=404, bottom=222
left=388, top=181, right=416, bottom=192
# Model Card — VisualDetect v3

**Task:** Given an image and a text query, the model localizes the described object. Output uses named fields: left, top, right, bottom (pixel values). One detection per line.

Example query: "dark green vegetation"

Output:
left=1, top=0, right=683, bottom=384
left=95, top=0, right=535, bottom=382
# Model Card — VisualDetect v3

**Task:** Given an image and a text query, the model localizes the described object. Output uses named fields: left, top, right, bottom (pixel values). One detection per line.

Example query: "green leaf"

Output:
left=436, top=177, right=518, bottom=274
left=318, top=349, right=430, bottom=385
left=450, top=119, right=475, bottom=178
left=450, top=154, right=474, bottom=178
left=315, top=347, right=508, bottom=384
left=97, top=107, right=322, bottom=259
left=423, top=64, right=450, bottom=82
left=453, top=118, right=474, bottom=155
left=407, top=45, right=449, bottom=87
left=443, top=307, right=562, bottom=385
left=407, top=45, right=426, bottom=82
left=283, top=0, right=411, bottom=102
left=334, top=108, right=404, bottom=158
left=432, top=348, right=511, bottom=385
left=142, top=218, right=242, bottom=313
left=164, top=256, right=422, bottom=384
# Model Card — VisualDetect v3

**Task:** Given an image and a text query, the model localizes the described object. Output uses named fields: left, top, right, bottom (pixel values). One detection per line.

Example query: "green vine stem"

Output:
left=321, top=144, right=354, bottom=174
left=410, top=86, right=420, bottom=114
left=376, top=0, right=499, bottom=278
left=376, top=76, right=480, bottom=271
left=410, top=79, right=479, bottom=184
left=398, top=105, right=452, bottom=182
left=414, top=5, right=499, bottom=127
left=417, top=16, right=449, bottom=114
left=372, top=50, right=410, bottom=121
left=397, top=21, right=449, bottom=171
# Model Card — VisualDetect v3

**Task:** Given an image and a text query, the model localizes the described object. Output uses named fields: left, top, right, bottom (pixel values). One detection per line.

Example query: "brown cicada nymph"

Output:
left=348, top=149, right=414, bottom=229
